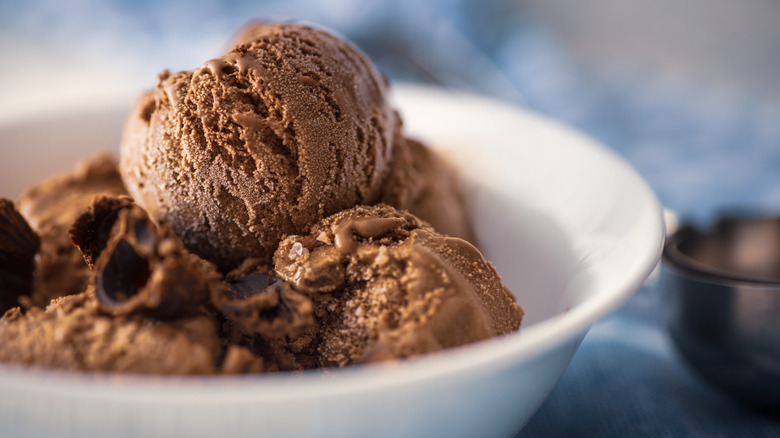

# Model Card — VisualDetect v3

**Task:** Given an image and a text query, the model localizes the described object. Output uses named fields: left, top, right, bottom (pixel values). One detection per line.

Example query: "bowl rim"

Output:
left=0, top=84, right=666, bottom=403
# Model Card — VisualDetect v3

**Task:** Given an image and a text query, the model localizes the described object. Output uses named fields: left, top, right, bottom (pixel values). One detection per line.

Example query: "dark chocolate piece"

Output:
left=217, top=264, right=314, bottom=339
left=93, top=207, right=224, bottom=319
left=17, top=153, right=129, bottom=307
left=0, top=199, right=40, bottom=313
left=69, top=195, right=135, bottom=269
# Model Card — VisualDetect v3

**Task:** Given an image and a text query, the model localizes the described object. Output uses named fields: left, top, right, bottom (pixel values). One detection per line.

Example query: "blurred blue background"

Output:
left=1, top=1, right=779, bottom=436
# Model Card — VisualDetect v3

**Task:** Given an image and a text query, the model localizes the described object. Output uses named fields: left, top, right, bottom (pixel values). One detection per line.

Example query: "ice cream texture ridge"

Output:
left=0, top=22, right=523, bottom=374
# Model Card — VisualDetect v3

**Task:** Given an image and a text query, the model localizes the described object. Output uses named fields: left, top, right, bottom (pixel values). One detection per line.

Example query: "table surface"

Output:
left=518, top=280, right=780, bottom=437
left=1, top=1, right=779, bottom=436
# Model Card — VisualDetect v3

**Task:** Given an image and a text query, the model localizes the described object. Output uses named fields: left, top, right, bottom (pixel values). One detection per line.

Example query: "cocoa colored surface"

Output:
left=273, top=205, right=522, bottom=367
left=0, top=23, right=521, bottom=375
left=121, top=23, right=398, bottom=271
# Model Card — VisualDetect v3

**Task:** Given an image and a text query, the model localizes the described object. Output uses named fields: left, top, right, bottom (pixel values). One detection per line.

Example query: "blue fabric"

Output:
left=1, top=1, right=779, bottom=435
left=517, top=283, right=780, bottom=437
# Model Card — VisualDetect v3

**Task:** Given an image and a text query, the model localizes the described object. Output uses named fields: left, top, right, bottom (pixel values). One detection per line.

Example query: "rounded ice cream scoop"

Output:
left=273, top=204, right=523, bottom=367
left=121, top=23, right=398, bottom=271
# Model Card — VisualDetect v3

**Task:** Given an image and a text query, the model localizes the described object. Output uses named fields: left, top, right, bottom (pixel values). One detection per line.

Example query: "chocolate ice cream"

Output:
left=0, top=291, right=228, bottom=375
left=0, top=21, right=522, bottom=375
left=273, top=205, right=522, bottom=367
left=0, top=195, right=265, bottom=374
left=121, top=23, right=399, bottom=271
left=121, top=23, right=474, bottom=271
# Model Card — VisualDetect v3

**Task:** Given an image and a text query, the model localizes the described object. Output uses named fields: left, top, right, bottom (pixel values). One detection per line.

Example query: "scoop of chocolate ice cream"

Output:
left=274, top=205, right=522, bottom=367
left=121, top=23, right=398, bottom=271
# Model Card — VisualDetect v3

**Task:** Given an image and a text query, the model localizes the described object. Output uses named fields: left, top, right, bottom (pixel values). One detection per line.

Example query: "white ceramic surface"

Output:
left=0, top=85, right=664, bottom=438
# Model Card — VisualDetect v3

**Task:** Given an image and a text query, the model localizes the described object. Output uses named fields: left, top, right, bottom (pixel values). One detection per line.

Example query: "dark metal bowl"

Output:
left=662, top=216, right=780, bottom=414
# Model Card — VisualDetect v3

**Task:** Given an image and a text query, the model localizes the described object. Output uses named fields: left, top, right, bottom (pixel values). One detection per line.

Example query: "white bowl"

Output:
left=0, top=84, right=664, bottom=438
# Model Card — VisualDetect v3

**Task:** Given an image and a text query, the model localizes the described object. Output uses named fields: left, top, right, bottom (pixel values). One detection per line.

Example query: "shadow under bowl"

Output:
left=662, top=217, right=780, bottom=414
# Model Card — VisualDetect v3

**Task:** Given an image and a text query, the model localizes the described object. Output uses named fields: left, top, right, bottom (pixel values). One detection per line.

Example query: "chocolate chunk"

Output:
left=0, top=199, right=41, bottom=313
left=93, top=207, right=224, bottom=319
left=217, top=265, right=314, bottom=339
left=69, top=195, right=135, bottom=269
left=97, top=239, right=151, bottom=306
left=16, top=153, right=129, bottom=307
